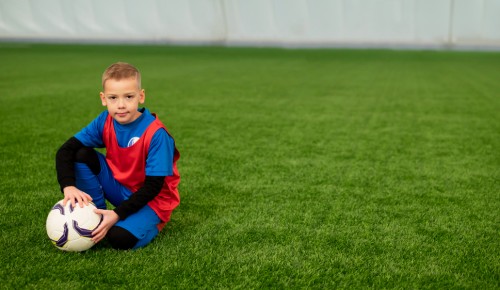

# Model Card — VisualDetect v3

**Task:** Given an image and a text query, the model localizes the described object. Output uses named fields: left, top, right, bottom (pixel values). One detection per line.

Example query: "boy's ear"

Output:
left=139, top=89, right=145, bottom=104
left=100, top=92, right=107, bottom=106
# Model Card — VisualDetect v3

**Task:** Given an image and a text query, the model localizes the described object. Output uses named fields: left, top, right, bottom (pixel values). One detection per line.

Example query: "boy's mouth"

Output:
left=116, top=112, right=128, bottom=118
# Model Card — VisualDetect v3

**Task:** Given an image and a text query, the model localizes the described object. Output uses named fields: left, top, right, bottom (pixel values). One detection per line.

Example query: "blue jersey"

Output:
left=75, top=108, right=174, bottom=176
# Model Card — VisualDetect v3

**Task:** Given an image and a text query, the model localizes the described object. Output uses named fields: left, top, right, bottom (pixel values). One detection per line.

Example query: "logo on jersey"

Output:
left=127, top=137, right=140, bottom=147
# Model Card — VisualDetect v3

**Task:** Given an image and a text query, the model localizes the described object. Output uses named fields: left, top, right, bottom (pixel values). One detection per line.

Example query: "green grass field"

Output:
left=0, top=43, right=499, bottom=289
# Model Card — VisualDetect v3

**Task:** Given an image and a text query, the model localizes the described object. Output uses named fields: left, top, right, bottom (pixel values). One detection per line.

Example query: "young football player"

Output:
left=56, top=62, right=180, bottom=250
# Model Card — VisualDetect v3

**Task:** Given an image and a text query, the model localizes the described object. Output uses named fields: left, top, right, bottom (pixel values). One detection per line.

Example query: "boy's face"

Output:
left=100, top=77, right=145, bottom=125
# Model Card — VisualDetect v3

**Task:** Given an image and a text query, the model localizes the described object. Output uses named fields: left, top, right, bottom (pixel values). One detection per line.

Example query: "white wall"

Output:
left=0, top=0, right=499, bottom=48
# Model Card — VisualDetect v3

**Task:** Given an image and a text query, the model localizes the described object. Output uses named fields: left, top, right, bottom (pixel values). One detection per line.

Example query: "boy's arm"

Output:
left=56, top=137, right=93, bottom=207
left=113, top=176, right=165, bottom=220
left=57, top=111, right=106, bottom=184
left=56, top=137, right=84, bottom=190
left=92, top=176, right=165, bottom=243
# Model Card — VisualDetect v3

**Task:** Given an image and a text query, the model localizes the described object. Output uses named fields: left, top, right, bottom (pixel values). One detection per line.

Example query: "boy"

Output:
left=55, top=62, right=180, bottom=250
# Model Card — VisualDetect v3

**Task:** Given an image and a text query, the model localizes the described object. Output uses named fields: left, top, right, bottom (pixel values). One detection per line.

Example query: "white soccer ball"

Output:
left=46, top=199, right=102, bottom=252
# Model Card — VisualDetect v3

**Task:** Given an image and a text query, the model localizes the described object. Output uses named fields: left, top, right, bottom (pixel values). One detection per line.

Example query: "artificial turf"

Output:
left=0, top=43, right=498, bottom=289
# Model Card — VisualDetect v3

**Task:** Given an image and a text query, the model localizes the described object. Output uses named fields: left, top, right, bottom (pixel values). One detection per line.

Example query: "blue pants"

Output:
left=74, top=151, right=160, bottom=249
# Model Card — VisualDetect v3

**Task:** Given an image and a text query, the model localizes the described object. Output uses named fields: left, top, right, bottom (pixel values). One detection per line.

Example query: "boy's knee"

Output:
left=106, top=226, right=139, bottom=250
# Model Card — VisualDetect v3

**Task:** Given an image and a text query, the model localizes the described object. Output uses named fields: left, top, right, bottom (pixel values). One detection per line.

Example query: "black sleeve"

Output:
left=113, top=176, right=165, bottom=220
left=55, top=137, right=84, bottom=190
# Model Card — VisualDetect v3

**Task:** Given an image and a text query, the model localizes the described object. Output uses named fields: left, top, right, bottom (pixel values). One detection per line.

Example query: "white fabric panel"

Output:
left=0, top=0, right=499, bottom=47
left=450, top=0, right=500, bottom=44
left=29, top=0, right=76, bottom=37
left=305, top=0, right=344, bottom=41
left=0, top=0, right=41, bottom=37
left=341, top=0, right=412, bottom=43
left=453, top=0, right=484, bottom=43
left=0, top=0, right=226, bottom=41
left=482, top=0, right=500, bottom=40
left=92, top=0, right=138, bottom=38
left=155, top=0, right=225, bottom=41
left=223, top=0, right=276, bottom=42
left=156, top=0, right=201, bottom=41
left=271, top=0, right=310, bottom=41
left=413, top=0, right=451, bottom=44
left=185, top=0, right=226, bottom=41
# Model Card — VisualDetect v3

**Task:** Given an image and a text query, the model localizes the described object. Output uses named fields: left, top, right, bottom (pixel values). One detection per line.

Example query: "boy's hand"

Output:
left=63, top=186, right=92, bottom=208
left=92, top=209, right=119, bottom=244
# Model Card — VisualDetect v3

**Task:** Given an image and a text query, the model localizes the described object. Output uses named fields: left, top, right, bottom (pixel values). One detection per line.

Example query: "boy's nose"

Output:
left=117, top=98, right=126, bottom=108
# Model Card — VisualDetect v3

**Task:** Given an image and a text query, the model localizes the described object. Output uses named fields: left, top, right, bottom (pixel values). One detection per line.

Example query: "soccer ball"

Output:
left=46, top=199, right=102, bottom=252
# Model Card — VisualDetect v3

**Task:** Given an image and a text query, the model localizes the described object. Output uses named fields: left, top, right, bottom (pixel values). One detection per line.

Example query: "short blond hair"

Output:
left=102, top=62, right=141, bottom=89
